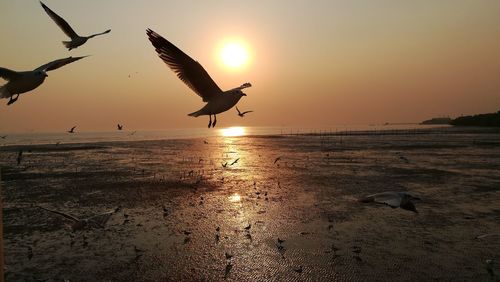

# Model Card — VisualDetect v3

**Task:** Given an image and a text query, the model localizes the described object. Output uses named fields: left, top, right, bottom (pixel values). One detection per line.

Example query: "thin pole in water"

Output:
left=0, top=168, right=4, bottom=282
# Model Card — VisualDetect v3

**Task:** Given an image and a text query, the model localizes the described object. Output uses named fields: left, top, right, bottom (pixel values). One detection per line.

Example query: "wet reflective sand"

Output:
left=1, top=130, right=499, bottom=281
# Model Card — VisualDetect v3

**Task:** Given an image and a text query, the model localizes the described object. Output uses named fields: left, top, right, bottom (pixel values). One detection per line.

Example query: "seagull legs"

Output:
left=7, top=94, right=19, bottom=106
left=213, top=114, right=217, bottom=127
left=208, top=115, right=212, bottom=128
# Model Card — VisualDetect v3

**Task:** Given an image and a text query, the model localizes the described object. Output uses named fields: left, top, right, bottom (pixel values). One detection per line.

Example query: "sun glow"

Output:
left=220, top=127, right=246, bottom=137
left=220, top=42, right=249, bottom=69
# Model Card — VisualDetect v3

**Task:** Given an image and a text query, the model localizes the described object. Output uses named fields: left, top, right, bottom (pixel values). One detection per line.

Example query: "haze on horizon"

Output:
left=1, top=0, right=499, bottom=133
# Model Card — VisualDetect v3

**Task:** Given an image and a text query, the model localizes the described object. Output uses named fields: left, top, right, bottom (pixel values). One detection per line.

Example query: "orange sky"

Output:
left=1, top=1, right=500, bottom=132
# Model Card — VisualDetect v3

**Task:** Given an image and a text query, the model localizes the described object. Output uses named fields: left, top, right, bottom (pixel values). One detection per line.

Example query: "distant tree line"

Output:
left=450, top=111, right=500, bottom=127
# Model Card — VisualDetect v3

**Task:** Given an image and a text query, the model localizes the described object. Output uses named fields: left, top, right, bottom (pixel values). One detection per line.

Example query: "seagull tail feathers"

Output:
left=188, top=110, right=203, bottom=117
left=0, top=86, right=10, bottom=99
left=62, top=41, right=73, bottom=50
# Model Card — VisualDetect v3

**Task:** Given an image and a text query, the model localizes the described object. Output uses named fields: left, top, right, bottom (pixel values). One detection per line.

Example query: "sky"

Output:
left=1, top=0, right=500, bottom=132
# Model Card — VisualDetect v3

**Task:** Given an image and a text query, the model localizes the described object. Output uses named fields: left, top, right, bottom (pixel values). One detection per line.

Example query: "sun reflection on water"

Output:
left=220, top=127, right=246, bottom=137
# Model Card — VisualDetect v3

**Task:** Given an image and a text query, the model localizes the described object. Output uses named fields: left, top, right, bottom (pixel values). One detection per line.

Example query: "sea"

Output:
left=0, top=124, right=448, bottom=146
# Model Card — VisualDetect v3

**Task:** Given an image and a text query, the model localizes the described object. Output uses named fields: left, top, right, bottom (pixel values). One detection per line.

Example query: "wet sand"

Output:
left=1, top=129, right=499, bottom=281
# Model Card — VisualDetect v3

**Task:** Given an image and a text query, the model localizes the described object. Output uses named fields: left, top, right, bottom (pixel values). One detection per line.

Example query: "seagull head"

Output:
left=36, top=70, right=48, bottom=77
left=236, top=89, right=247, bottom=97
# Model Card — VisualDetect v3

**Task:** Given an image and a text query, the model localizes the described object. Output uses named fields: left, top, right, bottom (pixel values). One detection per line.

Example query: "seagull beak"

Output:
left=242, top=93, right=247, bottom=96
left=44, top=73, right=48, bottom=77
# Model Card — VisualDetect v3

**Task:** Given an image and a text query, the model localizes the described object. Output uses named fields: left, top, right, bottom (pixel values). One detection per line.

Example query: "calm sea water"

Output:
left=0, top=124, right=446, bottom=146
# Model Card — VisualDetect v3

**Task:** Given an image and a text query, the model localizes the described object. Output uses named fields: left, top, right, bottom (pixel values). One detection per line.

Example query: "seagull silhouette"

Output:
left=0, top=135, right=6, bottom=139
left=117, top=124, right=123, bottom=130
left=67, top=126, right=76, bottom=133
left=40, top=2, right=111, bottom=50
left=230, top=158, right=239, bottom=166
left=360, top=191, right=421, bottom=213
left=236, top=106, right=253, bottom=117
left=146, top=29, right=251, bottom=128
left=1, top=56, right=87, bottom=105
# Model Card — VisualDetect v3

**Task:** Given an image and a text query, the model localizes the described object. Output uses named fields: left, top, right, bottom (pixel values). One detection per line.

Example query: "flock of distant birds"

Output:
left=0, top=1, right=253, bottom=128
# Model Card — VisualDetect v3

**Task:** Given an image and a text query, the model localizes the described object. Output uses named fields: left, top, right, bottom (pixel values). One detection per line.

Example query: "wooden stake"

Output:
left=0, top=168, right=4, bottom=282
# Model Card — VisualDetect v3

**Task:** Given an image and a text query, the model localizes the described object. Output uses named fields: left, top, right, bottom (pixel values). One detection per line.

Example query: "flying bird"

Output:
left=230, top=158, right=240, bottom=166
left=359, top=191, right=421, bottom=213
left=236, top=106, right=253, bottom=117
left=146, top=29, right=251, bottom=128
left=0, top=135, right=6, bottom=139
left=1, top=56, right=87, bottom=105
left=67, top=126, right=77, bottom=133
left=40, top=2, right=111, bottom=50
left=37, top=205, right=121, bottom=231
left=117, top=124, right=123, bottom=130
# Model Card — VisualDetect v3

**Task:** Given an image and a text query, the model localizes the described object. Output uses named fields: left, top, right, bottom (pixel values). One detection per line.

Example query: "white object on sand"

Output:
left=360, top=191, right=420, bottom=213
left=146, top=29, right=251, bottom=128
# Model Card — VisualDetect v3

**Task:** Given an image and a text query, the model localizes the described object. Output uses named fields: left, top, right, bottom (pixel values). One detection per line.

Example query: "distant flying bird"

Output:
left=37, top=205, right=121, bottom=231
left=17, top=150, right=23, bottom=165
left=274, top=157, right=281, bottom=164
left=67, top=126, right=77, bottom=133
left=222, top=162, right=228, bottom=168
left=146, top=29, right=251, bottom=128
left=129, top=131, right=137, bottom=136
left=1, top=56, right=87, bottom=105
left=230, top=158, right=239, bottom=166
left=0, top=135, right=6, bottom=139
left=360, top=191, right=421, bottom=213
left=40, top=2, right=111, bottom=50
left=117, top=124, right=123, bottom=130
left=236, top=106, right=253, bottom=117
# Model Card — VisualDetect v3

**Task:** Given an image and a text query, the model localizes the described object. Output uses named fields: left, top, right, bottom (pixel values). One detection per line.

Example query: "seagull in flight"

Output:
left=1, top=56, right=87, bottom=105
left=40, top=2, right=111, bottom=51
left=117, top=124, right=123, bottom=130
left=67, top=126, right=77, bottom=133
left=147, top=29, right=251, bottom=128
left=0, top=135, right=6, bottom=139
left=360, top=191, right=421, bottom=213
left=37, top=205, right=121, bottom=231
left=236, top=106, right=253, bottom=117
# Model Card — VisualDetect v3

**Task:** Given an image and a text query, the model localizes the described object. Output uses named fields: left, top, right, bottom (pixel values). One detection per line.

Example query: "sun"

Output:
left=220, top=127, right=246, bottom=137
left=220, top=42, right=249, bottom=69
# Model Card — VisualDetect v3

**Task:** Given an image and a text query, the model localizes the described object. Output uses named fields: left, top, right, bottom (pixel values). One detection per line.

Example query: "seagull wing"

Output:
left=0, top=67, right=22, bottom=81
left=241, top=110, right=254, bottom=115
left=37, top=206, right=80, bottom=222
left=35, top=56, right=87, bottom=72
left=40, top=1, right=79, bottom=39
left=147, top=29, right=223, bottom=102
left=369, top=192, right=402, bottom=208
left=86, top=207, right=120, bottom=227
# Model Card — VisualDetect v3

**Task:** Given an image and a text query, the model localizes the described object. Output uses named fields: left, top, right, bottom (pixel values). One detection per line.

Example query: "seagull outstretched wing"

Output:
left=0, top=68, right=21, bottom=81
left=35, top=56, right=87, bottom=72
left=40, top=1, right=79, bottom=39
left=146, top=29, right=223, bottom=102
left=364, top=192, right=402, bottom=208
left=37, top=206, right=80, bottom=222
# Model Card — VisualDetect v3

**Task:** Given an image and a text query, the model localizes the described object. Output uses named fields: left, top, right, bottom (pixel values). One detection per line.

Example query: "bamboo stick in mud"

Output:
left=0, top=169, right=4, bottom=282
